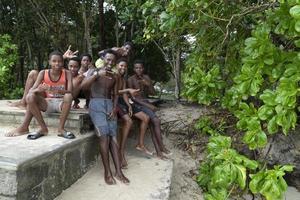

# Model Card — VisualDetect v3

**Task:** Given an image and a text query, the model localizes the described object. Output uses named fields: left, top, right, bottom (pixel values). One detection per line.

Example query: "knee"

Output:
left=63, top=93, right=73, bottom=103
left=152, top=117, right=160, bottom=125
left=29, top=70, right=39, bottom=79
left=25, top=92, right=37, bottom=104
left=124, top=117, right=133, bottom=126
left=143, top=115, right=150, bottom=124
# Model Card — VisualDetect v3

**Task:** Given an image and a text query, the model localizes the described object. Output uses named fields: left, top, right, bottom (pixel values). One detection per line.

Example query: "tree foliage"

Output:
left=0, top=34, right=18, bottom=98
left=153, top=0, right=298, bottom=199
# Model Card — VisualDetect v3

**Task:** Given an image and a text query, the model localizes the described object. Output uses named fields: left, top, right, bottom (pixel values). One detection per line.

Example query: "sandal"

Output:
left=58, top=131, right=75, bottom=139
left=27, top=132, right=45, bottom=140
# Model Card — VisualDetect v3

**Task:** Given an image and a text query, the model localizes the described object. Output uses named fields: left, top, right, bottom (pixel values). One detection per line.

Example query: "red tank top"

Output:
left=42, top=69, right=67, bottom=98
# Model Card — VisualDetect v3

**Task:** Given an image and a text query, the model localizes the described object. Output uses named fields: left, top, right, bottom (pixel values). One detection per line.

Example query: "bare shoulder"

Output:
left=127, top=75, right=135, bottom=81
left=144, top=74, right=152, bottom=80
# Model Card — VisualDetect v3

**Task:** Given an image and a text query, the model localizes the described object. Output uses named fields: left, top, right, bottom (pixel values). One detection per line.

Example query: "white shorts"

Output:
left=45, top=98, right=63, bottom=113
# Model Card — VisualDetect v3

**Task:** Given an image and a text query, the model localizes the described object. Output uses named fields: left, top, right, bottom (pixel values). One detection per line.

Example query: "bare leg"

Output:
left=72, top=78, right=82, bottom=109
left=9, top=70, right=38, bottom=108
left=151, top=117, right=170, bottom=154
left=98, top=134, right=116, bottom=185
left=5, top=108, right=33, bottom=136
left=149, top=124, right=165, bottom=159
left=26, top=92, right=48, bottom=135
left=134, top=112, right=152, bottom=155
left=58, top=93, right=72, bottom=134
left=110, top=136, right=129, bottom=184
left=119, top=115, right=132, bottom=168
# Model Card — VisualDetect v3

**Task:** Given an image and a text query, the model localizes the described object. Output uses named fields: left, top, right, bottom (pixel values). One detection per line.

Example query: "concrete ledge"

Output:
left=0, top=130, right=99, bottom=200
left=0, top=100, right=93, bottom=133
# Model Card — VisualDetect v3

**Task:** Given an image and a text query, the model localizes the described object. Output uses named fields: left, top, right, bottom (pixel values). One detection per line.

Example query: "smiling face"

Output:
left=49, top=55, right=63, bottom=71
left=117, top=61, right=128, bottom=76
left=121, top=44, right=132, bottom=57
left=133, top=63, right=144, bottom=77
left=103, top=53, right=116, bottom=69
left=68, top=60, right=80, bottom=77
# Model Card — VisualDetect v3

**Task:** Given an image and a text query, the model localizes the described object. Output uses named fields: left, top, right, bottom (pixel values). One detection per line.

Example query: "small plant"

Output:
left=197, top=134, right=258, bottom=200
left=250, top=165, right=294, bottom=200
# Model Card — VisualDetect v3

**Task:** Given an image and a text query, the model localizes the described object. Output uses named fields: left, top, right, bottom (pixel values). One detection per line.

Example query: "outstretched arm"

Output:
left=132, top=97, right=158, bottom=111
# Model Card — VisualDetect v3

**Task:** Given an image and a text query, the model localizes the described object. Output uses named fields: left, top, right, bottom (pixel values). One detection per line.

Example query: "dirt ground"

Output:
left=166, top=133, right=204, bottom=200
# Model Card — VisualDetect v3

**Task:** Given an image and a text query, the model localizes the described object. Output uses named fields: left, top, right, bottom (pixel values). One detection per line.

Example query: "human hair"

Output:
left=69, top=56, right=81, bottom=66
left=103, top=49, right=117, bottom=57
left=49, top=51, right=63, bottom=60
left=116, top=58, right=128, bottom=65
left=80, top=53, right=92, bottom=62
left=123, top=41, right=133, bottom=48
left=133, top=59, right=144, bottom=67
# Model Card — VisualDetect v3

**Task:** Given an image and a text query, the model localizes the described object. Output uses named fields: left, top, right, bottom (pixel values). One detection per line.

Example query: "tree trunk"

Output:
left=174, top=49, right=181, bottom=100
left=82, top=5, right=92, bottom=55
left=98, top=0, right=105, bottom=50
left=18, top=44, right=25, bottom=87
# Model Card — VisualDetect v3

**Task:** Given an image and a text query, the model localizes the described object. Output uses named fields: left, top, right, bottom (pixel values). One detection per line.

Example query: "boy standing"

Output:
left=82, top=50, right=129, bottom=185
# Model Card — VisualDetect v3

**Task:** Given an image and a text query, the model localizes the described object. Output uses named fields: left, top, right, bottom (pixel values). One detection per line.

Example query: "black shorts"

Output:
left=116, top=97, right=141, bottom=117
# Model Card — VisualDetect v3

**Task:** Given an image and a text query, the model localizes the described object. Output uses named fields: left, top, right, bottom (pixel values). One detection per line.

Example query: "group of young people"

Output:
left=5, top=42, right=170, bottom=185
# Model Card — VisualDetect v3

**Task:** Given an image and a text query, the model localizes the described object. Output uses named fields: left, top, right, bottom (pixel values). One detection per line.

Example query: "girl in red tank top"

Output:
left=42, top=69, right=67, bottom=98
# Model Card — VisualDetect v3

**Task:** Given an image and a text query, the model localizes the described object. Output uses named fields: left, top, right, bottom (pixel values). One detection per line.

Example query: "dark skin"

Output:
left=127, top=63, right=170, bottom=159
left=6, top=54, right=73, bottom=137
left=8, top=46, right=78, bottom=109
left=68, top=60, right=84, bottom=109
left=116, top=61, right=151, bottom=168
left=81, top=53, right=129, bottom=185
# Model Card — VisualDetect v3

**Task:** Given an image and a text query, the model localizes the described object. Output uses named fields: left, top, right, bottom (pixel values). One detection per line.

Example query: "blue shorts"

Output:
left=89, top=98, right=117, bottom=137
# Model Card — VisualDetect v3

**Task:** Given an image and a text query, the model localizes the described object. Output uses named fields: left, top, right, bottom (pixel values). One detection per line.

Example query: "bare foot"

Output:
left=7, top=100, right=26, bottom=109
left=120, top=152, right=128, bottom=169
left=104, top=175, right=116, bottom=185
left=155, top=152, right=169, bottom=160
left=136, top=144, right=154, bottom=156
left=162, top=147, right=172, bottom=156
left=5, top=127, right=29, bottom=137
left=115, top=173, right=130, bottom=185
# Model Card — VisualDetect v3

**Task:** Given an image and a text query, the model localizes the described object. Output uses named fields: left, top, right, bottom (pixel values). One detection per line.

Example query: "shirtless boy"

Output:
left=6, top=51, right=75, bottom=139
left=127, top=60, right=170, bottom=158
left=115, top=58, right=152, bottom=168
left=82, top=49, right=129, bottom=185
left=68, top=57, right=85, bottom=109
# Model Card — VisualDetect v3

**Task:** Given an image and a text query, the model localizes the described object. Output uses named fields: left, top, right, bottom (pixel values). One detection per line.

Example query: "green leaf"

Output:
left=290, top=5, right=300, bottom=19
left=267, top=116, right=278, bottom=134
left=235, top=164, right=246, bottom=189
left=295, top=20, right=300, bottom=32
left=260, top=90, right=277, bottom=106
left=258, top=105, right=273, bottom=120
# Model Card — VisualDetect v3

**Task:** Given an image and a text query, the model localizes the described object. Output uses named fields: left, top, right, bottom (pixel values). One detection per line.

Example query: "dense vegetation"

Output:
left=1, top=0, right=299, bottom=199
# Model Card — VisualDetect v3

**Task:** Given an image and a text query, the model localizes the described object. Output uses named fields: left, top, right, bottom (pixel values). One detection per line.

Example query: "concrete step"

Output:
left=0, top=127, right=99, bottom=200
left=0, top=100, right=93, bottom=134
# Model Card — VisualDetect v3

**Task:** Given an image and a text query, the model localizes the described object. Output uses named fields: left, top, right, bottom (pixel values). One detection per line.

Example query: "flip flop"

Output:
left=58, top=131, right=75, bottom=139
left=27, top=132, right=45, bottom=140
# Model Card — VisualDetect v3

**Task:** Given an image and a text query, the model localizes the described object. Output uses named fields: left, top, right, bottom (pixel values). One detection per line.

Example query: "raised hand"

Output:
left=63, top=45, right=79, bottom=59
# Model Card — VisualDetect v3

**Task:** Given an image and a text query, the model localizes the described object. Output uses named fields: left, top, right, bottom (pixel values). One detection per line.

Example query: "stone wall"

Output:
left=263, top=130, right=300, bottom=190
